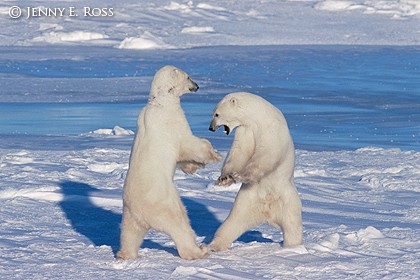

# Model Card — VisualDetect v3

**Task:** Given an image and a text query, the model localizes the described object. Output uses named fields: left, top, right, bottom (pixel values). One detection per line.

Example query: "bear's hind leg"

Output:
left=270, top=198, right=303, bottom=247
left=281, top=213, right=303, bottom=247
left=155, top=199, right=208, bottom=260
left=209, top=187, right=263, bottom=252
left=160, top=206, right=208, bottom=260
left=169, top=222, right=209, bottom=260
left=117, top=208, right=149, bottom=260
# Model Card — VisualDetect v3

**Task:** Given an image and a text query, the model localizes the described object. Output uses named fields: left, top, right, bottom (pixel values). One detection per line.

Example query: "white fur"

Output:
left=117, top=66, right=222, bottom=260
left=208, top=92, right=302, bottom=251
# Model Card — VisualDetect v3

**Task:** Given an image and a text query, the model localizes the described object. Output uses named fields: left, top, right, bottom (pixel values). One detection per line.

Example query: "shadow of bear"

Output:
left=58, top=180, right=272, bottom=257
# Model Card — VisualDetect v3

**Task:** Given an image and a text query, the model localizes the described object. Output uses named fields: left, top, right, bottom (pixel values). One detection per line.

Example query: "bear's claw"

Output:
left=216, top=174, right=236, bottom=186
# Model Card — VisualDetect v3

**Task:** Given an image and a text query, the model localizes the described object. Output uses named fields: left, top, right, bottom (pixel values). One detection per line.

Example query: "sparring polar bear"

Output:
left=208, top=92, right=302, bottom=251
left=117, top=66, right=222, bottom=260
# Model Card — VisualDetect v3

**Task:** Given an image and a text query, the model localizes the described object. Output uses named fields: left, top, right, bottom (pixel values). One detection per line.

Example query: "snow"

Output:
left=1, top=0, right=419, bottom=47
left=0, top=0, right=419, bottom=279
left=163, top=1, right=194, bottom=12
left=315, top=0, right=420, bottom=18
left=315, top=0, right=357, bottom=11
left=32, top=31, right=109, bottom=44
left=196, top=3, right=227, bottom=12
left=117, top=32, right=172, bottom=50
left=0, top=145, right=419, bottom=278
left=181, top=26, right=215, bottom=34
left=89, top=126, right=135, bottom=136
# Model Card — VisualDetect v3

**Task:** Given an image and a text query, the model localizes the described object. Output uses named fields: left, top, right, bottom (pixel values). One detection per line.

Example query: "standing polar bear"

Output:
left=208, top=92, right=302, bottom=251
left=117, top=66, right=222, bottom=260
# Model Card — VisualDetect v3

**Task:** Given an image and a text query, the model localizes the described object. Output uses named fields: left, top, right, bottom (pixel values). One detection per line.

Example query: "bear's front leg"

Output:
left=180, top=136, right=222, bottom=166
left=179, top=161, right=205, bottom=174
left=218, top=127, right=255, bottom=182
left=230, top=164, right=262, bottom=184
left=232, top=147, right=281, bottom=184
left=216, top=168, right=260, bottom=186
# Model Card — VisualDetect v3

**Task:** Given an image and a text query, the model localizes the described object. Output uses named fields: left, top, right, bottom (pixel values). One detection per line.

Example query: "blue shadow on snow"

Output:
left=183, top=197, right=272, bottom=245
left=59, top=180, right=272, bottom=258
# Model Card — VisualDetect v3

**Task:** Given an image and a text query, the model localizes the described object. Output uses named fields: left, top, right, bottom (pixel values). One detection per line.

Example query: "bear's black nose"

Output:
left=189, top=82, right=199, bottom=92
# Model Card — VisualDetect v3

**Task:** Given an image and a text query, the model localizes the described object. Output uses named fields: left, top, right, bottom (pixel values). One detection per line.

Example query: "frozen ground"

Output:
left=0, top=0, right=419, bottom=279
left=0, top=143, right=419, bottom=279
left=0, top=0, right=419, bottom=47
left=0, top=45, right=418, bottom=278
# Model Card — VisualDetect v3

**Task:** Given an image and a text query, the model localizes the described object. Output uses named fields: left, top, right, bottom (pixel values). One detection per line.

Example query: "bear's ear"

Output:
left=170, top=68, right=179, bottom=80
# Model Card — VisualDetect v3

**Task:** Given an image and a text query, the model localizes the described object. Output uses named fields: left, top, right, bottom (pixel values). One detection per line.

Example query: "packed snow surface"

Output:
left=0, top=0, right=419, bottom=279
left=1, top=0, right=419, bottom=47
left=0, top=145, right=419, bottom=279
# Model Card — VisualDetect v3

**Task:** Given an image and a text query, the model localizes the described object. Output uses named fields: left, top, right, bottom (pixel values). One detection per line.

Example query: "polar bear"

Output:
left=208, top=92, right=302, bottom=251
left=117, top=66, right=222, bottom=260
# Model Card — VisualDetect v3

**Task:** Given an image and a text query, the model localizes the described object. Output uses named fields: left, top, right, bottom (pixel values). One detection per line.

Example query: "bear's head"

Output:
left=150, top=65, right=199, bottom=100
left=209, top=93, right=248, bottom=135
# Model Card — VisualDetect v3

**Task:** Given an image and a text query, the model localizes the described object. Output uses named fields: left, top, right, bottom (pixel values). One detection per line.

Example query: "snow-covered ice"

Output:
left=0, top=145, right=419, bottom=279
left=315, top=0, right=420, bottom=19
left=1, top=0, right=419, bottom=47
left=89, top=126, right=134, bottom=136
left=0, top=0, right=419, bottom=279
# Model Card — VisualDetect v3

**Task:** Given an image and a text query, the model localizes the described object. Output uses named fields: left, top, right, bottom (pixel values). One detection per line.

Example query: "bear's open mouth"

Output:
left=223, top=125, right=230, bottom=135
left=209, top=122, right=230, bottom=135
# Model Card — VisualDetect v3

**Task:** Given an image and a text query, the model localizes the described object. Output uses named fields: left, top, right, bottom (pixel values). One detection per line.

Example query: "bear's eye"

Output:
left=215, top=113, right=219, bottom=117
